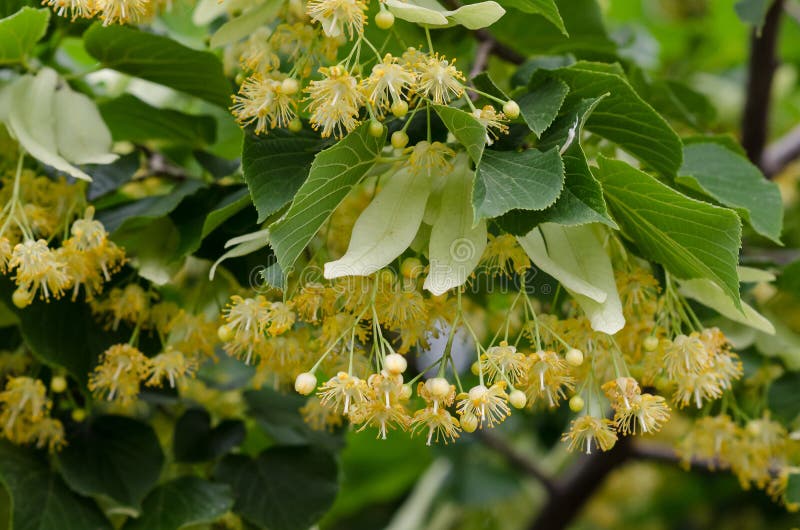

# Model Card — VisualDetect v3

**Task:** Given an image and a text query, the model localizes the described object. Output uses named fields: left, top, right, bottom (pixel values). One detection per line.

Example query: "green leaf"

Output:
left=97, top=179, right=206, bottom=234
left=385, top=0, right=505, bottom=29
left=767, top=371, right=800, bottom=424
left=99, top=94, right=216, bottom=146
left=494, top=0, right=565, bottom=35
left=491, top=0, right=615, bottom=59
left=269, top=123, right=385, bottom=273
left=324, top=166, right=432, bottom=278
left=677, top=142, right=782, bottom=243
left=201, top=187, right=253, bottom=238
left=0, top=7, right=48, bottom=65
left=518, top=75, right=569, bottom=137
left=58, top=416, right=165, bottom=510
left=209, top=229, right=270, bottom=280
left=777, top=259, right=800, bottom=299
left=173, top=408, right=245, bottom=463
left=734, top=0, right=772, bottom=29
left=472, top=147, right=564, bottom=222
left=241, top=129, right=328, bottom=223
left=518, top=223, right=623, bottom=334
left=215, top=447, right=338, bottom=530
left=245, top=388, right=343, bottom=452
left=594, top=156, right=742, bottom=307
left=678, top=278, right=774, bottom=334
left=5, top=70, right=95, bottom=181
left=786, top=473, right=800, bottom=506
left=0, top=442, right=112, bottom=530
left=519, top=96, right=616, bottom=229
left=548, top=62, right=683, bottom=176
left=433, top=105, right=486, bottom=164
left=125, top=477, right=233, bottom=530
left=0, top=277, right=127, bottom=386
left=86, top=152, right=140, bottom=200
left=53, top=83, right=117, bottom=166
left=424, top=154, right=487, bottom=295
left=445, top=1, right=505, bottom=29
left=83, top=24, right=231, bottom=107
left=385, top=0, right=448, bottom=25
left=210, top=0, right=282, bottom=48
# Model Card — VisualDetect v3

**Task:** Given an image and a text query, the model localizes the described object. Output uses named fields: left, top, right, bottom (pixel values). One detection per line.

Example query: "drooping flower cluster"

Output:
left=0, top=376, right=65, bottom=451
left=44, top=0, right=163, bottom=25
left=0, top=168, right=125, bottom=308
left=679, top=414, right=797, bottom=507
left=223, top=0, right=517, bottom=144
left=87, top=292, right=219, bottom=406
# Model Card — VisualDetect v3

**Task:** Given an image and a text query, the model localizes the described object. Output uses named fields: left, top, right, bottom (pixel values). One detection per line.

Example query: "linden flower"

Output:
left=376, top=287, right=428, bottom=330
left=45, top=0, right=95, bottom=20
left=97, top=0, right=149, bottom=25
left=266, top=301, right=296, bottom=336
left=480, top=234, right=531, bottom=276
left=406, top=141, right=455, bottom=177
left=28, top=417, right=65, bottom=452
left=418, top=377, right=456, bottom=413
left=662, top=333, right=710, bottom=378
left=239, top=27, right=280, bottom=73
left=472, top=105, right=509, bottom=144
left=351, top=399, right=410, bottom=439
left=615, top=268, right=660, bottom=317
left=456, top=383, right=511, bottom=429
left=0, top=377, right=50, bottom=435
left=305, top=66, right=365, bottom=138
left=0, top=237, right=11, bottom=273
left=292, top=282, right=338, bottom=323
left=562, top=415, right=618, bottom=454
left=232, top=74, right=297, bottom=134
left=300, top=396, right=344, bottom=432
left=367, top=371, right=405, bottom=408
left=481, top=341, right=528, bottom=386
left=364, top=54, right=415, bottom=111
left=411, top=407, right=461, bottom=445
left=306, top=0, right=367, bottom=38
left=522, top=351, right=575, bottom=408
left=602, top=377, right=641, bottom=411
left=9, top=239, right=71, bottom=301
left=92, top=284, right=153, bottom=330
left=318, top=372, right=368, bottom=415
left=225, top=295, right=270, bottom=342
left=673, top=370, right=724, bottom=409
left=88, top=344, right=150, bottom=404
left=615, top=393, right=671, bottom=435
left=57, top=246, right=103, bottom=302
left=415, top=54, right=465, bottom=104
left=678, top=414, right=739, bottom=469
left=145, top=348, right=198, bottom=388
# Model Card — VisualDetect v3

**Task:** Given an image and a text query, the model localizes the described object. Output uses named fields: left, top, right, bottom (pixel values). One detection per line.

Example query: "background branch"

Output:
left=476, top=431, right=558, bottom=496
left=762, top=123, right=800, bottom=176
left=741, top=0, right=786, bottom=170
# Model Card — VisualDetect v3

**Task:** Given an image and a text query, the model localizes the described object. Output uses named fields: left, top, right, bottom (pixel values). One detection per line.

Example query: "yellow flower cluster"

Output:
left=227, top=0, right=516, bottom=141
left=0, top=167, right=125, bottom=307
left=0, top=376, right=65, bottom=452
left=87, top=292, right=219, bottom=405
left=679, top=414, right=798, bottom=508
left=44, top=0, right=167, bottom=25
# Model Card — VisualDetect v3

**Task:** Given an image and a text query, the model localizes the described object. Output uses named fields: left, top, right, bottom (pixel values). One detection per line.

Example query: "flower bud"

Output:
left=294, top=372, right=317, bottom=395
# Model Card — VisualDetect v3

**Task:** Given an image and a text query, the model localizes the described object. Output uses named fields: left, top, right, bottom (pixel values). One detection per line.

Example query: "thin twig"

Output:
left=442, top=0, right=526, bottom=67
left=527, top=437, right=633, bottom=530
left=741, top=0, right=786, bottom=170
left=476, top=430, right=558, bottom=496
left=762, top=123, right=800, bottom=177
left=470, top=39, right=494, bottom=80
left=629, top=442, right=718, bottom=472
